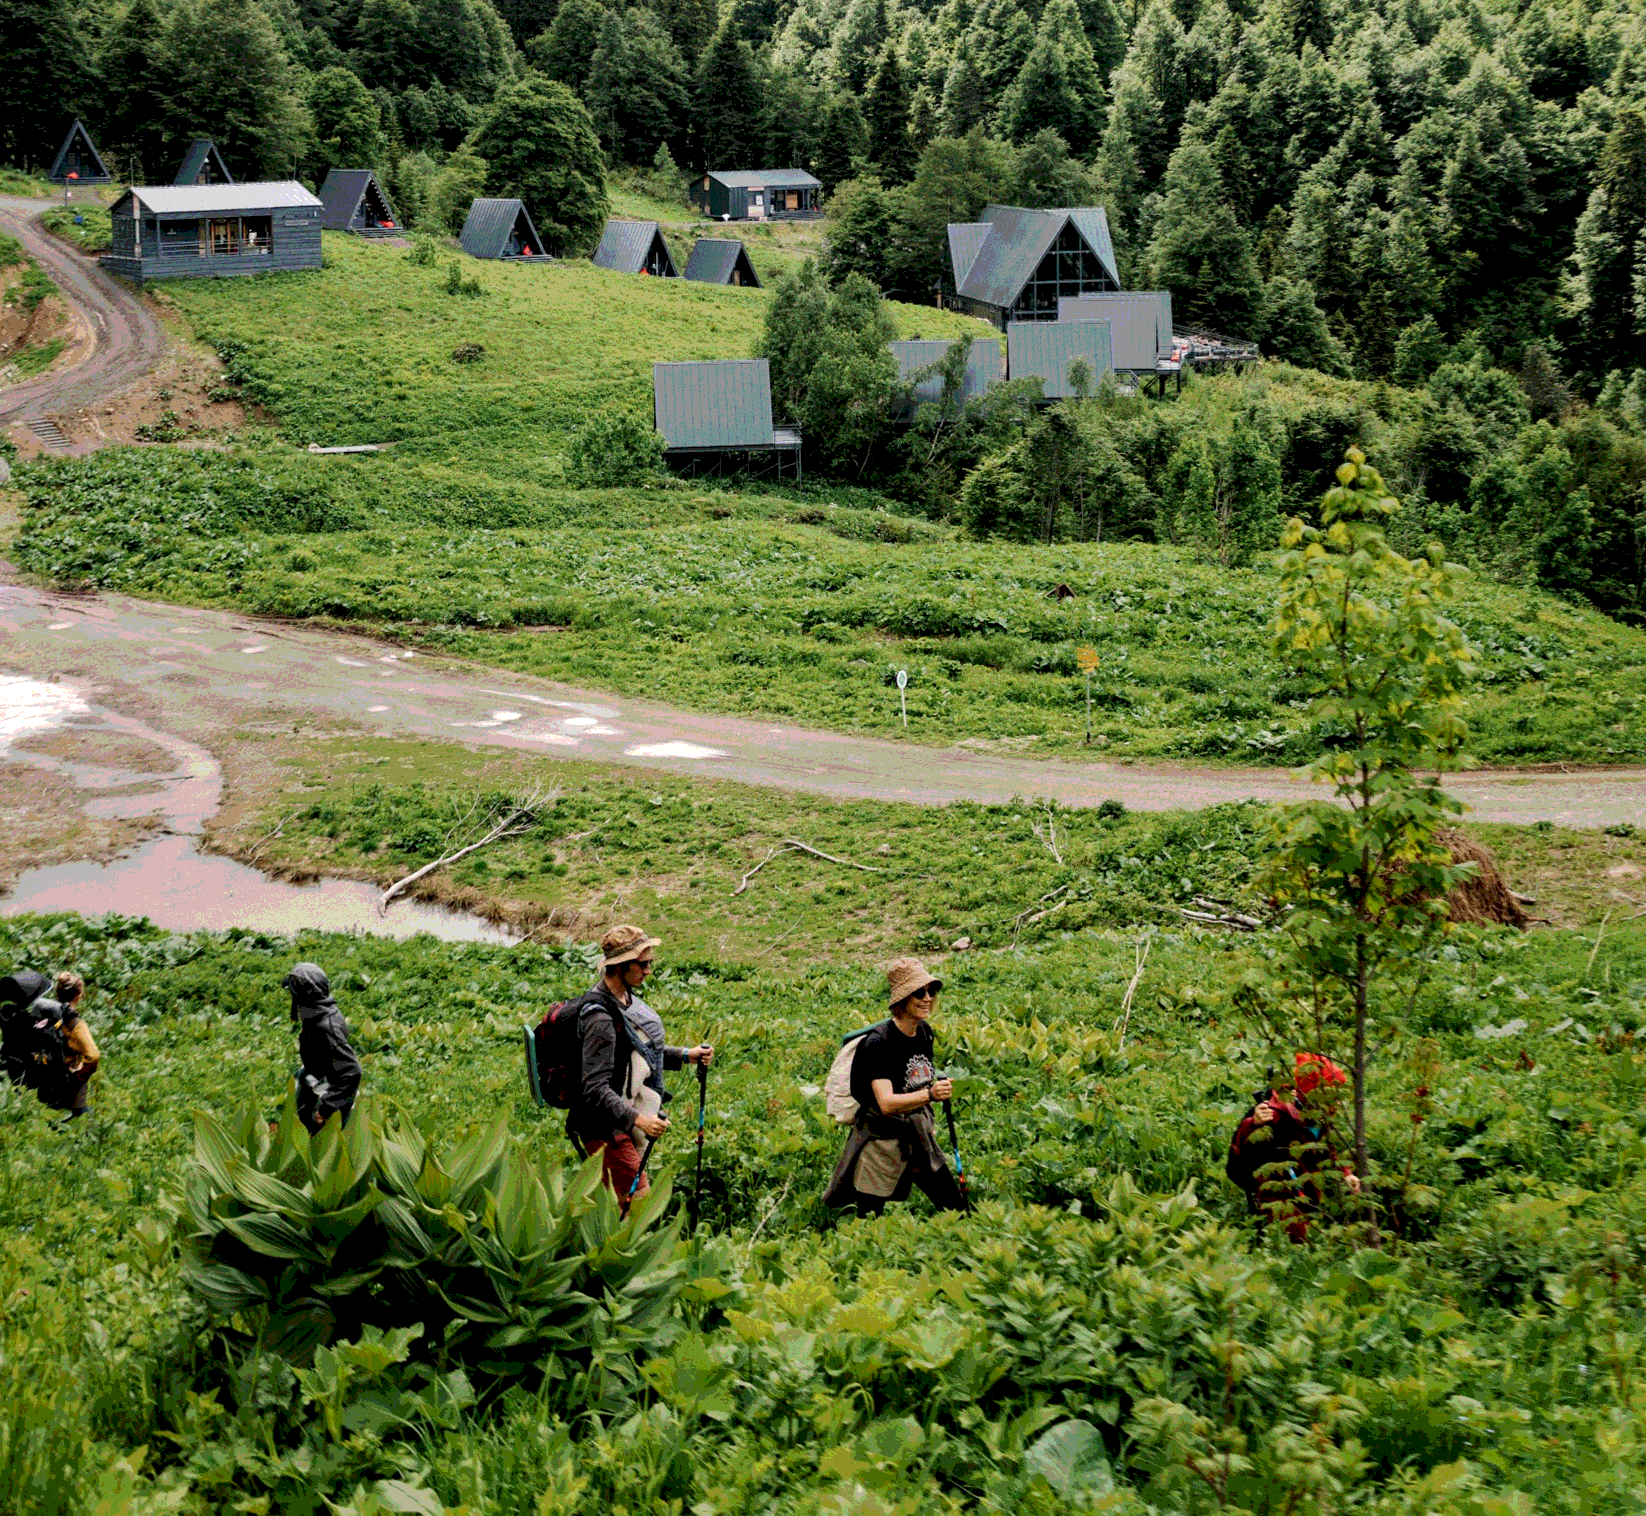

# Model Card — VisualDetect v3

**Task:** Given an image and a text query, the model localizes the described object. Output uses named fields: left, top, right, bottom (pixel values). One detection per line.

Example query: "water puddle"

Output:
left=1, top=672, right=517, bottom=944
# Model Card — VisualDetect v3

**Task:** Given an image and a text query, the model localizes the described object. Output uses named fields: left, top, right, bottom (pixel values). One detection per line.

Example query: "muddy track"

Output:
left=0, top=196, right=169, bottom=435
left=1, top=579, right=1643, bottom=828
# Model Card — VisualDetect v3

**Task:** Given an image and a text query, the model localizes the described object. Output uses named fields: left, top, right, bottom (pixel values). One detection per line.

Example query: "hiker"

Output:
left=823, top=957, right=967, bottom=1217
left=1225, top=1052, right=1360, bottom=1240
left=0, top=969, right=98, bottom=1115
left=38, top=972, right=99, bottom=1116
left=282, top=964, right=362, bottom=1134
left=569, top=924, right=712, bottom=1210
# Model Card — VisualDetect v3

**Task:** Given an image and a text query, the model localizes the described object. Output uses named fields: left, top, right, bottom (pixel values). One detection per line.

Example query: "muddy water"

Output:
left=0, top=673, right=517, bottom=943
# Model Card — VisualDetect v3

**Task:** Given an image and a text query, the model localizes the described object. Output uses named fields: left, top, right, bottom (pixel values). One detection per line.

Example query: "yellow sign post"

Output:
left=1076, top=647, right=1100, bottom=745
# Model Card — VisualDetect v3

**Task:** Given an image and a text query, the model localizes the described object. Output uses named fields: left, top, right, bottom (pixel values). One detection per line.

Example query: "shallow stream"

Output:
left=0, top=672, right=517, bottom=944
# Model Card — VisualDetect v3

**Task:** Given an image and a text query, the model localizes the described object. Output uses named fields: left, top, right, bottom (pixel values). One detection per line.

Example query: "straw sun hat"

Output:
left=602, top=923, right=662, bottom=968
left=886, top=957, right=943, bottom=1008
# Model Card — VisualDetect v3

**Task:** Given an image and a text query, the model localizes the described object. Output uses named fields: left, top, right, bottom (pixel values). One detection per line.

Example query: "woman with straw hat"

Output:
left=823, top=957, right=967, bottom=1217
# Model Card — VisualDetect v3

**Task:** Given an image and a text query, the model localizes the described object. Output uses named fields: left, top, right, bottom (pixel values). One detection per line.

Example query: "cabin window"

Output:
left=751, top=192, right=763, bottom=206
left=197, top=216, right=275, bottom=256
left=786, top=190, right=800, bottom=210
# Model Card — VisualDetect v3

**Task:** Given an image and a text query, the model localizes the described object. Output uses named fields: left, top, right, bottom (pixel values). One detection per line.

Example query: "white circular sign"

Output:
left=896, top=669, right=908, bottom=689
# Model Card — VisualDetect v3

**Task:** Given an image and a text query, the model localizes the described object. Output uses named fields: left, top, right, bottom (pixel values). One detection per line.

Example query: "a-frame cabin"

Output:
left=174, top=139, right=234, bottom=186
left=317, top=168, right=398, bottom=233
left=684, top=239, right=761, bottom=288
left=591, top=219, right=677, bottom=277
left=460, top=198, right=550, bottom=259
left=49, top=119, right=112, bottom=184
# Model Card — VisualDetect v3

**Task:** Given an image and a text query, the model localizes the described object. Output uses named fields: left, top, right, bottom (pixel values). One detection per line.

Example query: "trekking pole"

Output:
left=942, top=1091, right=970, bottom=1209
left=690, top=1059, right=709, bottom=1235
left=628, top=1127, right=661, bottom=1203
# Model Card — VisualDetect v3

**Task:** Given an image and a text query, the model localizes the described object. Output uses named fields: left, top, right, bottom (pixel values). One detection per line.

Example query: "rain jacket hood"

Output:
left=283, top=963, right=338, bottom=1021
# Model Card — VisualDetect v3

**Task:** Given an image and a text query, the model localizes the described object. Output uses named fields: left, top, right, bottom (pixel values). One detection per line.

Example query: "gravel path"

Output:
left=3, top=580, right=1642, bottom=827
left=0, top=195, right=168, bottom=439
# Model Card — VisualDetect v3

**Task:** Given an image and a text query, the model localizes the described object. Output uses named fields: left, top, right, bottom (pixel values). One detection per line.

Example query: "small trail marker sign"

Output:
left=1076, top=647, right=1099, bottom=744
left=896, top=668, right=908, bottom=728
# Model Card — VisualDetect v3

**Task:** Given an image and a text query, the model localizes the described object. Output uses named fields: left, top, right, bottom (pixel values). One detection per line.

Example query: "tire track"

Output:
left=0, top=195, right=169, bottom=437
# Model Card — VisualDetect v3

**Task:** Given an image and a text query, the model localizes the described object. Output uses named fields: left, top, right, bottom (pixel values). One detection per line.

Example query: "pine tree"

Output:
left=832, top=0, right=888, bottom=94
left=655, top=0, right=717, bottom=61
left=938, top=54, right=988, bottom=138
left=814, top=93, right=868, bottom=192
left=585, top=8, right=690, bottom=165
left=97, top=0, right=170, bottom=180
left=1574, top=111, right=1646, bottom=370
left=865, top=45, right=915, bottom=181
left=307, top=66, right=386, bottom=179
left=0, top=0, right=94, bottom=170
left=528, top=0, right=607, bottom=92
left=997, top=0, right=1105, bottom=146
left=1077, top=0, right=1125, bottom=84
left=471, top=74, right=609, bottom=252
left=1144, top=140, right=1263, bottom=333
left=692, top=26, right=767, bottom=169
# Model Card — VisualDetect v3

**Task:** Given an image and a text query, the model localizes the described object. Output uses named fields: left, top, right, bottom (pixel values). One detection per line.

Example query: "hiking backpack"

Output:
left=0, top=980, right=68, bottom=1088
left=524, top=994, right=628, bottom=1109
left=823, top=1024, right=882, bottom=1125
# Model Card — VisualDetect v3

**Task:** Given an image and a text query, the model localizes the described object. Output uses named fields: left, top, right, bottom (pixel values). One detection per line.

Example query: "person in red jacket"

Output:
left=1226, top=1052, right=1360, bottom=1240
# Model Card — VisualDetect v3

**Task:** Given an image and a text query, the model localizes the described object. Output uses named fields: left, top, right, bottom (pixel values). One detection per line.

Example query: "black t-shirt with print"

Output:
left=851, top=1019, right=936, bottom=1117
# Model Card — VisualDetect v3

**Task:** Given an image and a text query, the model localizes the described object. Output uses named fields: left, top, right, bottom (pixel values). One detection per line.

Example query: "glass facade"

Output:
left=1008, top=224, right=1119, bottom=321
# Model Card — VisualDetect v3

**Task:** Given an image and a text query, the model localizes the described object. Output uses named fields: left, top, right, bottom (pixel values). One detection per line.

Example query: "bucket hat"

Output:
left=886, top=956, right=942, bottom=1008
left=602, top=923, right=661, bottom=968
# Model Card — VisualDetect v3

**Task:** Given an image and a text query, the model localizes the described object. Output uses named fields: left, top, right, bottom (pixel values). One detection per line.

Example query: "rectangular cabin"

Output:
left=1057, top=292, right=1174, bottom=372
left=1007, top=320, right=1114, bottom=398
left=100, top=181, right=322, bottom=285
left=689, top=170, right=822, bottom=222
left=653, top=359, right=801, bottom=481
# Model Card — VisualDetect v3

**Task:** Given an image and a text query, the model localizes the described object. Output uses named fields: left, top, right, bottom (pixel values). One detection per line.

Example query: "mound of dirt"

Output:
left=1439, top=827, right=1531, bottom=928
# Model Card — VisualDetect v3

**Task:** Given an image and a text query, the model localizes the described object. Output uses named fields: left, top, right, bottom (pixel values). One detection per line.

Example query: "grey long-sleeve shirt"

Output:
left=571, top=984, right=686, bottom=1144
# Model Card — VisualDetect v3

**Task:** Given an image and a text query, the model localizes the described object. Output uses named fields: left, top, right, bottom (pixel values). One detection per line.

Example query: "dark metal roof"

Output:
left=460, top=197, right=550, bottom=259
left=947, top=223, right=990, bottom=288
left=1057, top=292, right=1174, bottom=370
left=48, top=118, right=111, bottom=183
left=707, top=169, right=821, bottom=189
left=684, top=239, right=760, bottom=286
left=118, top=181, right=321, bottom=216
left=653, top=360, right=775, bottom=449
left=950, top=205, right=1121, bottom=307
left=173, top=139, right=233, bottom=186
left=889, top=338, right=1003, bottom=406
left=1007, top=320, right=1114, bottom=398
left=317, top=169, right=396, bottom=230
left=592, top=219, right=677, bottom=276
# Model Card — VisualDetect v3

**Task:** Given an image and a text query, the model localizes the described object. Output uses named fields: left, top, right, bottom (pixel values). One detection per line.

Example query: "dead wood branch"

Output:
left=1029, top=804, right=1064, bottom=866
left=1013, top=882, right=1072, bottom=945
left=380, top=784, right=556, bottom=914
left=1115, top=935, right=1152, bottom=1050
left=732, top=839, right=888, bottom=896
left=1179, top=896, right=1265, bottom=931
left=246, top=811, right=293, bottom=867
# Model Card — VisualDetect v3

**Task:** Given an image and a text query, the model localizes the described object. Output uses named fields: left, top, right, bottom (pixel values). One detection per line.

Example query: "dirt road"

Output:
left=3, top=579, right=1642, bottom=827
left=0, top=195, right=168, bottom=442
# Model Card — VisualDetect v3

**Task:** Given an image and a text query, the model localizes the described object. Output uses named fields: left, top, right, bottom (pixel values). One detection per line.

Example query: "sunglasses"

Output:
left=908, top=986, right=936, bottom=1000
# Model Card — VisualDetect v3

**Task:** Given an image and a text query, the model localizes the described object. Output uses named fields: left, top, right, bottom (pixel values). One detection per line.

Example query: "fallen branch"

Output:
left=1179, top=897, right=1264, bottom=931
left=732, top=839, right=888, bottom=896
left=1013, top=883, right=1072, bottom=946
left=1029, top=804, right=1064, bottom=866
left=1115, top=934, right=1152, bottom=1051
left=380, top=785, right=556, bottom=914
left=246, top=811, right=292, bottom=867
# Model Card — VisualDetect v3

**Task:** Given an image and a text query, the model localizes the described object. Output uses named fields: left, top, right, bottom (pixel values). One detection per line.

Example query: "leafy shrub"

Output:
left=441, top=261, right=484, bottom=297
left=451, top=341, right=485, bottom=363
left=405, top=234, right=439, bottom=266
left=566, top=411, right=666, bottom=487
left=177, top=1096, right=719, bottom=1400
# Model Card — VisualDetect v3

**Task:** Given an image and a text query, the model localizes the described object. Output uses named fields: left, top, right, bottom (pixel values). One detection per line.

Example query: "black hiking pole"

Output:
left=627, top=1127, right=662, bottom=1207
left=689, top=1060, right=710, bottom=1234
left=942, top=1091, right=970, bottom=1210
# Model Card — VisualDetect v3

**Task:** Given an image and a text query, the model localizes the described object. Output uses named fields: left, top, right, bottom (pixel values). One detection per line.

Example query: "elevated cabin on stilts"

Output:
left=173, top=139, right=233, bottom=186
left=684, top=238, right=760, bottom=287
left=592, top=219, right=677, bottom=277
left=887, top=338, right=1003, bottom=419
left=1056, top=292, right=1173, bottom=375
left=653, top=359, right=800, bottom=481
left=48, top=119, right=112, bottom=184
left=1007, top=320, right=1114, bottom=399
left=317, top=169, right=398, bottom=234
left=100, top=181, right=322, bottom=285
left=460, top=198, right=550, bottom=260
left=947, top=205, right=1120, bottom=328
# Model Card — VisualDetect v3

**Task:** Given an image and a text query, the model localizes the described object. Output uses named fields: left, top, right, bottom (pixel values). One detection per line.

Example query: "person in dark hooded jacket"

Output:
left=1, top=971, right=53, bottom=1087
left=282, top=963, right=362, bottom=1133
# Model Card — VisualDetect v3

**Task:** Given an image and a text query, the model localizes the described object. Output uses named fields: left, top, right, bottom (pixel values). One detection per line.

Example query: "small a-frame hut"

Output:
left=173, top=139, right=234, bottom=186
left=49, top=119, right=111, bottom=184
left=591, top=220, right=676, bottom=277
left=317, top=169, right=397, bottom=233
left=684, top=239, right=760, bottom=288
left=460, top=198, right=549, bottom=260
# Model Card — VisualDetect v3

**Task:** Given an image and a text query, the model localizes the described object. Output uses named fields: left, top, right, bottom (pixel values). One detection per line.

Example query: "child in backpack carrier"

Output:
left=0, top=970, right=99, bottom=1115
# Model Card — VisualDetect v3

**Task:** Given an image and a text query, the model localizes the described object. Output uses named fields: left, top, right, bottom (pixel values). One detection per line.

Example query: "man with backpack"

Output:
left=1225, top=1052, right=1360, bottom=1240
left=823, top=957, right=967, bottom=1217
left=282, top=963, right=362, bottom=1134
left=567, top=924, right=711, bottom=1211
